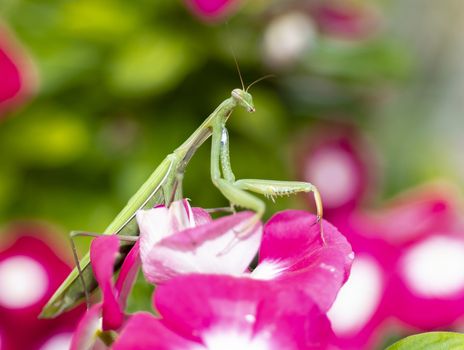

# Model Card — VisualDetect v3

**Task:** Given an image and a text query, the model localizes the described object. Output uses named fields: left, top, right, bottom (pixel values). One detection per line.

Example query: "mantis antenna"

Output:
left=246, top=74, right=276, bottom=92
left=233, top=53, right=246, bottom=91
left=225, top=21, right=246, bottom=91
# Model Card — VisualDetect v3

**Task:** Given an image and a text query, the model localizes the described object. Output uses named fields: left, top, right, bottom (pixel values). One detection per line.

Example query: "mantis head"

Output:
left=231, top=89, right=255, bottom=113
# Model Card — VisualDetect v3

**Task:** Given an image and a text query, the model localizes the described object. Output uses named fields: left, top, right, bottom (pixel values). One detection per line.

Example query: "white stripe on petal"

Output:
left=136, top=207, right=170, bottom=263
left=169, top=200, right=193, bottom=231
left=251, top=260, right=288, bottom=281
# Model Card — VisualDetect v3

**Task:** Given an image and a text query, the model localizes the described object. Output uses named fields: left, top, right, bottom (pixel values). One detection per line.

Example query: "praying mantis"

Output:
left=40, top=82, right=323, bottom=318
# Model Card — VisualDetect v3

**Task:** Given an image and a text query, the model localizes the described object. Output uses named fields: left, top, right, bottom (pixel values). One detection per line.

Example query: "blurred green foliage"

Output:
left=0, top=0, right=419, bottom=235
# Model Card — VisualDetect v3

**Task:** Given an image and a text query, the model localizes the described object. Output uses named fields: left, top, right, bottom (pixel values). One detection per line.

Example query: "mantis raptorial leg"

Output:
left=42, top=87, right=324, bottom=318
left=212, top=120, right=323, bottom=226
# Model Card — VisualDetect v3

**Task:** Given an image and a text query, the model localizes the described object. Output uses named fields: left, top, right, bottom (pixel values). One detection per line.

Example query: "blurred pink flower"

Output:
left=113, top=274, right=334, bottom=350
left=0, top=24, right=37, bottom=116
left=310, top=0, right=380, bottom=39
left=184, top=0, right=242, bottom=22
left=296, top=124, right=377, bottom=218
left=327, top=185, right=464, bottom=349
left=136, top=199, right=262, bottom=284
left=0, top=224, right=83, bottom=350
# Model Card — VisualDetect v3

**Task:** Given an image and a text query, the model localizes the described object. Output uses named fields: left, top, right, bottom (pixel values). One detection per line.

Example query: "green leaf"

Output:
left=386, top=332, right=464, bottom=350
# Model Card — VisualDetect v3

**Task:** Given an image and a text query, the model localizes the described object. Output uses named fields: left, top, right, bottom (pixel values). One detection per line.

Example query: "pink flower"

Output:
left=296, top=124, right=377, bottom=219
left=184, top=0, right=242, bottom=22
left=76, top=205, right=355, bottom=349
left=310, top=1, right=380, bottom=39
left=136, top=199, right=262, bottom=284
left=70, top=235, right=140, bottom=349
left=0, top=24, right=37, bottom=116
left=136, top=205, right=352, bottom=314
left=327, top=184, right=463, bottom=349
left=252, top=210, right=353, bottom=312
left=0, top=223, right=83, bottom=350
left=113, top=274, right=334, bottom=350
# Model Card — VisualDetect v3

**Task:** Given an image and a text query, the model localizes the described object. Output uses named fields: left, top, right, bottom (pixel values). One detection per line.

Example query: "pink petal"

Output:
left=260, top=210, right=352, bottom=272
left=141, top=211, right=262, bottom=284
left=113, top=312, right=197, bottom=350
left=70, top=304, right=102, bottom=350
left=184, top=0, right=241, bottom=22
left=255, top=288, right=334, bottom=349
left=114, top=240, right=141, bottom=309
left=296, top=126, right=375, bottom=217
left=0, top=225, right=84, bottom=349
left=0, top=25, right=37, bottom=116
left=70, top=238, right=140, bottom=348
left=256, top=210, right=353, bottom=311
left=0, top=46, right=21, bottom=103
left=90, top=235, right=123, bottom=331
left=358, top=185, right=458, bottom=245
left=312, top=3, right=379, bottom=40
left=154, top=274, right=268, bottom=340
left=392, top=234, right=464, bottom=329
left=154, top=274, right=334, bottom=349
left=137, top=200, right=195, bottom=265
left=191, top=207, right=212, bottom=225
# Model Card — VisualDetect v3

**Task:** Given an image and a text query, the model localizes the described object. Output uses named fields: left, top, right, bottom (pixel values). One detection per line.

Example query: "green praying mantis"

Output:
left=40, top=79, right=323, bottom=319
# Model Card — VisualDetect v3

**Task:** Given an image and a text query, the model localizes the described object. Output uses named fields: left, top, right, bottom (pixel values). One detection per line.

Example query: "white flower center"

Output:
left=328, top=255, right=383, bottom=335
left=40, top=333, right=73, bottom=350
left=401, top=235, right=464, bottom=298
left=202, top=328, right=270, bottom=350
left=306, top=148, right=358, bottom=208
left=0, top=256, right=48, bottom=308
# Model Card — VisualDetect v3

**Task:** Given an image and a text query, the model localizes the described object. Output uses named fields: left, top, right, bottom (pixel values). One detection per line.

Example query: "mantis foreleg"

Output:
left=211, top=121, right=265, bottom=220
left=212, top=121, right=323, bottom=229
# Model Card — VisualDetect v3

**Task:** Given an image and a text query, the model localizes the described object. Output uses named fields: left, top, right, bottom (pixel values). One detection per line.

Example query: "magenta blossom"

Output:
left=70, top=235, right=140, bottom=349
left=252, top=210, right=353, bottom=312
left=136, top=199, right=262, bottom=284
left=184, top=0, right=242, bottom=22
left=0, top=24, right=37, bottom=116
left=296, top=124, right=377, bottom=219
left=76, top=206, right=353, bottom=349
left=0, top=223, right=84, bottom=350
left=113, top=274, right=334, bottom=350
left=327, top=184, right=463, bottom=349
left=311, top=1, right=380, bottom=40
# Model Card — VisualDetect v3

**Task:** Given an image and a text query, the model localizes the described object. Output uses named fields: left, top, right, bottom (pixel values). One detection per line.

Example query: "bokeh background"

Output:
left=1, top=0, right=464, bottom=349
